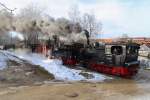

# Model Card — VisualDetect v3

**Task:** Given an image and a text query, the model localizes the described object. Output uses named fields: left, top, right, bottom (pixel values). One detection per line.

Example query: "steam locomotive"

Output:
left=53, top=30, right=140, bottom=78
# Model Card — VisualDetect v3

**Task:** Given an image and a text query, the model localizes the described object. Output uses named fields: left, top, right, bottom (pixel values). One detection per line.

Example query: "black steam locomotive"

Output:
left=53, top=30, right=140, bottom=78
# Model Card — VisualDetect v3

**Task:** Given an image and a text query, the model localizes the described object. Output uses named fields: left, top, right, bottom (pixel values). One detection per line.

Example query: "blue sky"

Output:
left=78, top=0, right=98, bottom=4
left=1, top=0, right=150, bottom=38
left=79, top=0, right=150, bottom=38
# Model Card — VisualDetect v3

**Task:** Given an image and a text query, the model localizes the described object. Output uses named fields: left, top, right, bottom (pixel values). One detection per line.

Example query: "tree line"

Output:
left=0, top=3, right=102, bottom=46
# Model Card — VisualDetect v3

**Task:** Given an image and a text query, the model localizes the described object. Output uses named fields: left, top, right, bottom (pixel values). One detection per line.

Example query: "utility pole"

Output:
left=0, top=2, right=17, bottom=44
left=0, top=2, right=17, bottom=13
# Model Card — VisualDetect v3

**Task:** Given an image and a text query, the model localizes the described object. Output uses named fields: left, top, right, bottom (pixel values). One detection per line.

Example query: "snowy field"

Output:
left=0, top=50, right=110, bottom=82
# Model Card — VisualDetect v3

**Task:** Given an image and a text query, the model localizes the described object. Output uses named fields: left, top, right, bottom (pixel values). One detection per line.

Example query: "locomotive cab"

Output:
left=105, top=43, right=140, bottom=67
left=105, top=44, right=126, bottom=66
left=125, top=43, right=140, bottom=67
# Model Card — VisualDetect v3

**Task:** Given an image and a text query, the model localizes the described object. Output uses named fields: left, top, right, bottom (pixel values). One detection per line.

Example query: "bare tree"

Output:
left=68, top=5, right=102, bottom=38
left=14, top=4, right=43, bottom=46
left=81, top=13, right=102, bottom=38
left=68, top=5, right=81, bottom=23
left=68, top=5, right=83, bottom=33
left=19, top=3, right=43, bottom=20
left=0, top=2, right=14, bottom=45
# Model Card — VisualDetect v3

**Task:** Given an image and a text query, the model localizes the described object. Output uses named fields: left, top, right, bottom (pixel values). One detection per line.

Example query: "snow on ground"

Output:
left=0, top=50, right=24, bottom=70
left=1, top=49, right=110, bottom=82
left=0, top=51, right=8, bottom=70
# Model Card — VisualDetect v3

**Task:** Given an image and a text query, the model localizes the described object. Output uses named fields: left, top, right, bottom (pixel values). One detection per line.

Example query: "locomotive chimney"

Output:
left=83, top=30, right=90, bottom=45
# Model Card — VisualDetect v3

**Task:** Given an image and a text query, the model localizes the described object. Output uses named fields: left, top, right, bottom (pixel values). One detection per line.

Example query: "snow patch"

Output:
left=0, top=51, right=8, bottom=70
left=4, top=49, right=110, bottom=82
left=0, top=50, right=25, bottom=70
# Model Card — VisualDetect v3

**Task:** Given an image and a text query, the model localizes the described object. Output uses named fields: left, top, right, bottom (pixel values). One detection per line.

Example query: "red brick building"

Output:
left=96, top=37, right=150, bottom=45
left=96, top=39, right=113, bottom=43
left=131, top=37, right=150, bottom=45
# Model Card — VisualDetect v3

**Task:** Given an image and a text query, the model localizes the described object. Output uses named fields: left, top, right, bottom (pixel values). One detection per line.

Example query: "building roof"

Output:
left=95, top=37, right=150, bottom=45
left=96, top=39, right=113, bottom=43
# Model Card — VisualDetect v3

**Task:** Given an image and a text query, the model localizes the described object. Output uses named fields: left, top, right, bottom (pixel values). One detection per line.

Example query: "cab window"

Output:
left=127, top=46, right=138, bottom=55
left=111, top=46, right=123, bottom=55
